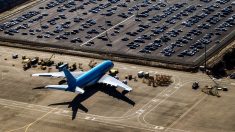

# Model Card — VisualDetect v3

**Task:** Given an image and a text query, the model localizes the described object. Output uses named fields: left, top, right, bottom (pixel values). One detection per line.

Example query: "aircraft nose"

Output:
left=106, top=60, right=114, bottom=67
left=110, top=61, right=114, bottom=67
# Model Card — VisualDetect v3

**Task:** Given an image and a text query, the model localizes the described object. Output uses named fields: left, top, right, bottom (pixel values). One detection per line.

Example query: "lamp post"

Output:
left=204, top=43, right=207, bottom=72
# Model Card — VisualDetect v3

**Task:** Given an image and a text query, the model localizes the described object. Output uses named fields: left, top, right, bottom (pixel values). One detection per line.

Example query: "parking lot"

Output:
left=0, top=0, right=235, bottom=66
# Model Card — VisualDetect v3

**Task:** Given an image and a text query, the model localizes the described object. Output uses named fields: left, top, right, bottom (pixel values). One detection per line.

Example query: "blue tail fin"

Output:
left=63, top=68, right=76, bottom=92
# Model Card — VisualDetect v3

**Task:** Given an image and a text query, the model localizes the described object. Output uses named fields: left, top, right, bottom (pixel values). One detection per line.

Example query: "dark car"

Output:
left=230, top=73, right=235, bottom=79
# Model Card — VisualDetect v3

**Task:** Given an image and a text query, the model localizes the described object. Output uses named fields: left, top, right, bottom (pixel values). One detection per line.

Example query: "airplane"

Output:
left=32, top=60, right=132, bottom=94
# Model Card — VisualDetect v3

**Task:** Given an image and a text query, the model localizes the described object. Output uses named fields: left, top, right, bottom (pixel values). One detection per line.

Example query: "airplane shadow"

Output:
left=32, top=86, right=46, bottom=90
left=48, top=84, right=135, bottom=120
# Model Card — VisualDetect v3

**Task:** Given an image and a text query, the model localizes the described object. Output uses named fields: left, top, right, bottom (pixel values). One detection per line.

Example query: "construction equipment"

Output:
left=22, top=58, right=31, bottom=71
left=59, top=63, right=68, bottom=71
left=137, top=71, right=144, bottom=78
left=30, top=57, right=39, bottom=65
left=192, top=82, right=199, bottom=89
left=141, top=72, right=173, bottom=87
left=39, top=54, right=55, bottom=66
left=201, top=85, right=220, bottom=97
left=144, top=72, right=149, bottom=78
left=69, top=63, right=77, bottom=71
left=22, top=58, right=30, bottom=64
left=128, top=74, right=133, bottom=80
left=56, top=62, right=64, bottom=69
left=23, top=63, right=31, bottom=71
left=222, top=87, right=228, bottom=91
left=133, top=76, right=138, bottom=82
left=38, top=59, right=54, bottom=66
left=109, top=68, right=119, bottom=76
left=12, top=54, right=18, bottom=59
left=148, top=75, right=156, bottom=87
left=32, top=65, right=37, bottom=68
left=78, top=63, right=83, bottom=70
left=155, top=74, right=172, bottom=86
left=22, top=56, right=39, bottom=70
left=122, top=80, right=128, bottom=85
left=88, top=59, right=97, bottom=68
left=22, top=55, right=27, bottom=60
left=41, top=66, right=47, bottom=70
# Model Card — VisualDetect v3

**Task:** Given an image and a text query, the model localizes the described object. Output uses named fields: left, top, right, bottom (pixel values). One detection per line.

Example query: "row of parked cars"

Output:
left=174, top=4, right=234, bottom=57
left=122, top=0, right=234, bottom=58
left=216, top=14, right=235, bottom=32
left=163, top=4, right=234, bottom=57
left=124, top=2, right=197, bottom=55
left=0, top=0, right=138, bottom=46
left=0, top=11, right=40, bottom=31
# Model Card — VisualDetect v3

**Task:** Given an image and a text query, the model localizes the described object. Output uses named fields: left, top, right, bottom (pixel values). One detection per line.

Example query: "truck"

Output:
left=192, top=82, right=199, bottom=89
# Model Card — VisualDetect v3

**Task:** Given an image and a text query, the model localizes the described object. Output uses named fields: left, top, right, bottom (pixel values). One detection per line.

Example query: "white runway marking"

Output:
left=165, top=95, right=207, bottom=131
left=80, top=14, right=135, bottom=47
left=85, top=116, right=91, bottom=120
left=136, top=109, right=145, bottom=115
left=154, top=126, right=165, bottom=130
left=0, top=96, right=189, bottom=132
left=25, top=106, right=58, bottom=132
left=139, top=80, right=202, bottom=130
left=152, top=99, right=159, bottom=102
left=62, top=110, right=69, bottom=114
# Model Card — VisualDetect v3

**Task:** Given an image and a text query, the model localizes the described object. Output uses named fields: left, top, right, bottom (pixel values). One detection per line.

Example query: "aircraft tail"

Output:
left=62, top=68, right=77, bottom=92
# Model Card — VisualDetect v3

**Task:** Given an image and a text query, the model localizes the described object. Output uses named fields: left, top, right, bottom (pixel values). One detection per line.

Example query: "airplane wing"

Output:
left=32, top=71, right=84, bottom=78
left=98, top=75, right=132, bottom=91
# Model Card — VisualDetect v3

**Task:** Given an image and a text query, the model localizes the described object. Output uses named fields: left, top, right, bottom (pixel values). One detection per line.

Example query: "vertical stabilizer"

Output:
left=63, top=68, right=76, bottom=91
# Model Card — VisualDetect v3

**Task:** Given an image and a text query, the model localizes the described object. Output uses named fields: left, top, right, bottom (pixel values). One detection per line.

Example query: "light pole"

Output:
left=204, top=43, right=207, bottom=72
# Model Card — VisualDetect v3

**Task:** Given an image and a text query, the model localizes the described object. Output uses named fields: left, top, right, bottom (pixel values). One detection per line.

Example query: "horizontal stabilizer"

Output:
left=45, top=85, right=85, bottom=94
left=32, top=72, right=65, bottom=78
left=45, top=85, right=68, bottom=90
left=32, top=71, right=84, bottom=78
left=75, top=87, right=85, bottom=94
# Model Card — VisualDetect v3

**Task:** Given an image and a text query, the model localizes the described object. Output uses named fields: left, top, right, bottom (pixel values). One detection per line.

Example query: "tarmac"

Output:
left=0, top=46, right=235, bottom=132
